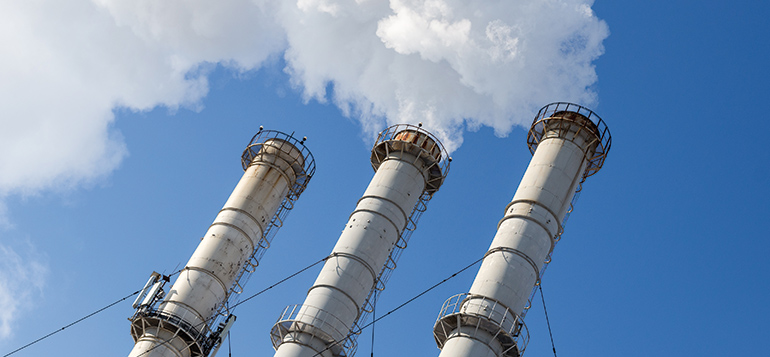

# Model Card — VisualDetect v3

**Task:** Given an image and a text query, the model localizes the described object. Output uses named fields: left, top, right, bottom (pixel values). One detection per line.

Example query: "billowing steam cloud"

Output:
left=282, top=0, right=608, bottom=150
left=0, top=0, right=607, bottom=196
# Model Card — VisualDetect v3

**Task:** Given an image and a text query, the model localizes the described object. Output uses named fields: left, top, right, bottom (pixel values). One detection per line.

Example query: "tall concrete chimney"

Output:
left=128, top=129, right=315, bottom=357
left=433, top=102, right=611, bottom=357
left=270, top=124, right=450, bottom=357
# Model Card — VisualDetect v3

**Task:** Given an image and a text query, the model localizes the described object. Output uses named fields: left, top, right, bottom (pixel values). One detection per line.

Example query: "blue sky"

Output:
left=1, top=1, right=769, bottom=356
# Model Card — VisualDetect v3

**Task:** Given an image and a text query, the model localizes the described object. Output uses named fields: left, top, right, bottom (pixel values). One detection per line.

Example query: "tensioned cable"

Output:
left=3, top=290, right=141, bottom=357
left=539, top=284, right=558, bottom=357
left=2, top=256, right=324, bottom=357
left=227, top=331, right=232, bottom=357
left=370, top=290, right=376, bottom=357
left=2, top=268, right=185, bottom=357
left=226, top=301, right=233, bottom=357
left=309, top=255, right=486, bottom=357
left=132, top=255, right=329, bottom=357
left=230, top=256, right=328, bottom=310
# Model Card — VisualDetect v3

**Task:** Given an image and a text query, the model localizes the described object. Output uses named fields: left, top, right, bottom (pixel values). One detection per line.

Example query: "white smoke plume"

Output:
left=282, top=0, right=608, bottom=151
left=0, top=0, right=607, bottom=195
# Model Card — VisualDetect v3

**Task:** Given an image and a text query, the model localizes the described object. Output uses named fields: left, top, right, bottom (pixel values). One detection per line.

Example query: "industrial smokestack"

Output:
left=127, top=129, right=315, bottom=357
left=433, top=102, right=611, bottom=357
left=270, top=124, right=450, bottom=357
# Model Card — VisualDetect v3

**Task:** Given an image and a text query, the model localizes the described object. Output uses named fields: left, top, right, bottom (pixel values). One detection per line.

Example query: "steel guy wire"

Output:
left=131, top=255, right=329, bottom=357
left=539, top=284, right=557, bottom=357
left=2, top=290, right=142, bottom=357
left=308, top=255, right=486, bottom=357
left=2, top=268, right=186, bottom=357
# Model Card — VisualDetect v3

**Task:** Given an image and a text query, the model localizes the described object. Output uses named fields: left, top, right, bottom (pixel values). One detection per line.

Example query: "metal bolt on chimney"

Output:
left=270, top=124, right=450, bottom=357
left=433, top=102, right=611, bottom=357
left=127, top=129, right=315, bottom=357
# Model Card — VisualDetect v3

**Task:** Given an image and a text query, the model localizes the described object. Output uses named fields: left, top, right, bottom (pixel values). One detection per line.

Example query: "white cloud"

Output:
left=0, top=0, right=607, bottom=334
left=0, top=0, right=284, bottom=198
left=0, top=0, right=607, bottom=200
left=0, top=242, right=48, bottom=339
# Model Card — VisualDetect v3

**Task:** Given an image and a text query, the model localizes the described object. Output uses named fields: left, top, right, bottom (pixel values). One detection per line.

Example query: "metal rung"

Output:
left=232, top=281, right=243, bottom=294
left=271, top=214, right=284, bottom=228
